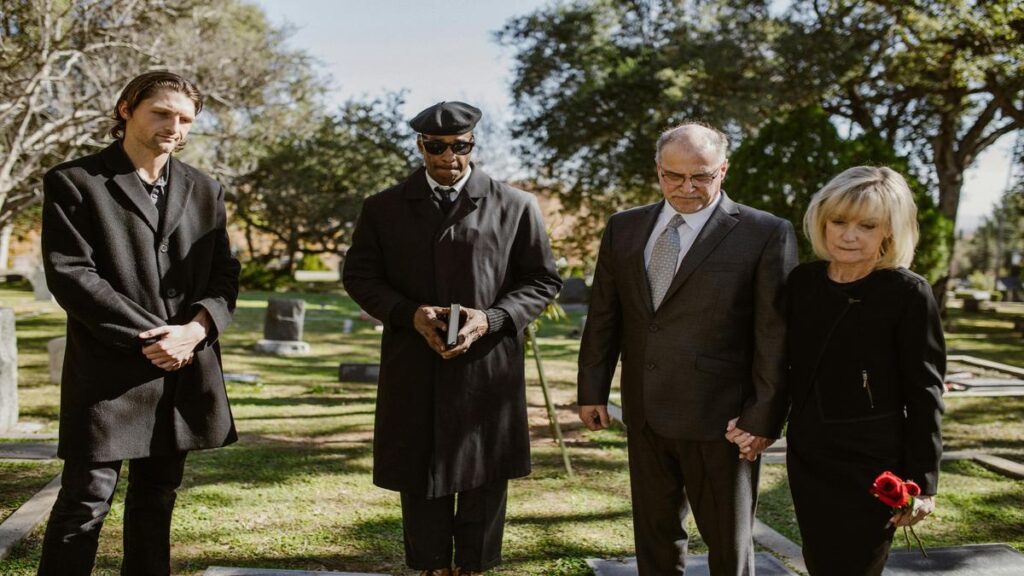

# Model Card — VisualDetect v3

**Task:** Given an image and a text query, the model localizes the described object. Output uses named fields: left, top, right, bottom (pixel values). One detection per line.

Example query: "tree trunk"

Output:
left=933, top=165, right=965, bottom=316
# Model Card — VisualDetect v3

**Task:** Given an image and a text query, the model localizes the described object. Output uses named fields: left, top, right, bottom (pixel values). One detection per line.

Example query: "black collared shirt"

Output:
left=139, top=164, right=169, bottom=218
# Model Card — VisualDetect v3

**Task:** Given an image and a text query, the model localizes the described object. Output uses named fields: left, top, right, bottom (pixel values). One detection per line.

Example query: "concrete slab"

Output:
left=588, top=552, right=795, bottom=575
left=884, top=543, right=1024, bottom=575
left=204, top=568, right=388, bottom=576
left=947, top=377, right=1024, bottom=387
left=0, top=442, right=58, bottom=460
left=0, top=474, right=60, bottom=560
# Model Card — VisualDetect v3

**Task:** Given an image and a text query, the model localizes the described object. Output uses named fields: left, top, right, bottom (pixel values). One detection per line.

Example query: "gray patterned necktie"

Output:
left=648, top=214, right=686, bottom=309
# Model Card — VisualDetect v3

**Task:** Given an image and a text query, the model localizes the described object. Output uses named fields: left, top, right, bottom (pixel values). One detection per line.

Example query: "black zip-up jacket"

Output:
left=786, top=261, right=945, bottom=494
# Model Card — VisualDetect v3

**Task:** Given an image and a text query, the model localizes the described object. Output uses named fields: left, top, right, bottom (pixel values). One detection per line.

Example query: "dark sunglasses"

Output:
left=421, top=138, right=475, bottom=156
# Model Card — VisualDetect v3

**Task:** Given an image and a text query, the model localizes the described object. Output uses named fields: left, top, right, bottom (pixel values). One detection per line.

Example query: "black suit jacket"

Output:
left=578, top=193, right=798, bottom=440
left=42, top=142, right=240, bottom=461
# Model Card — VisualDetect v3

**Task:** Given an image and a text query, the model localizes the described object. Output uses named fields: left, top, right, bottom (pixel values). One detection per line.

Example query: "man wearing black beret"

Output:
left=344, top=101, right=562, bottom=575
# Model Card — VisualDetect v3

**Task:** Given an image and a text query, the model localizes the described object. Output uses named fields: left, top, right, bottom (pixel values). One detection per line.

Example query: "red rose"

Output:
left=870, top=471, right=910, bottom=508
left=905, top=481, right=921, bottom=497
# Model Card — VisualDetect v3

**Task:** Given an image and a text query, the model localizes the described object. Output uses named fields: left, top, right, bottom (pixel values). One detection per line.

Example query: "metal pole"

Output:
left=527, top=323, right=573, bottom=477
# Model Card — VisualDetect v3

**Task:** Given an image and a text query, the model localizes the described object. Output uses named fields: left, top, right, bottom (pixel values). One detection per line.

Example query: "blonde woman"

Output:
left=785, top=166, right=945, bottom=575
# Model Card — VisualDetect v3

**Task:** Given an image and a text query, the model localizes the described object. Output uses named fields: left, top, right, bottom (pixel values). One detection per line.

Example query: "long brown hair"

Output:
left=109, top=71, right=203, bottom=143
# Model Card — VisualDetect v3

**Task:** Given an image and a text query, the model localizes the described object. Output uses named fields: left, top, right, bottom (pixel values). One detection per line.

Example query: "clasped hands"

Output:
left=575, top=408, right=774, bottom=463
left=413, top=305, right=488, bottom=359
left=724, top=417, right=774, bottom=462
left=138, top=309, right=211, bottom=372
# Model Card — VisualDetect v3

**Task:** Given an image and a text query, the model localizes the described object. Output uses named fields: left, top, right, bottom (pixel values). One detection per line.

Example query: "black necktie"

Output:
left=435, top=186, right=456, bottom=214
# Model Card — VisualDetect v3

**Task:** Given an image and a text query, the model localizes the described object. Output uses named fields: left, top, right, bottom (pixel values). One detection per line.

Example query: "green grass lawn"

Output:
left=1, top=286, right=1021, bottom=574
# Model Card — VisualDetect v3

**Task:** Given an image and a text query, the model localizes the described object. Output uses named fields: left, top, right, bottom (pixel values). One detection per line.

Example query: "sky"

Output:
left=253, top=0, right=1017, bottom=232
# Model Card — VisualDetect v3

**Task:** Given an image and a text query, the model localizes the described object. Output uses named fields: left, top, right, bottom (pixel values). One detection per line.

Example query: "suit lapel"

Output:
left=102, top=143, right=159, bottom=233
left=631, top=201, right=664, bottom=315
left=402, top=167, right=446, bottom=237
left=436, top=164, right=487, bottom=242
left=158, top=156, right=195, bottom=240
left=659, top=192, right=740, bottom=307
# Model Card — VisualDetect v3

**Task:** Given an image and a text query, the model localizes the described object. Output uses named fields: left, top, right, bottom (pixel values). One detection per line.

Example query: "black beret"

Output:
left=409, top=101, right=482, bottom=135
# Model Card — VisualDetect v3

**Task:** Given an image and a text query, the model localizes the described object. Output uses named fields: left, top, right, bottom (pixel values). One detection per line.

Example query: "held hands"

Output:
left=578, top=405, right=610, bottom=431
left=725, top=417, right=775, bottom=462
left=889, top=494, right=936, bottom=528
left=139, top=309, right=210, bottom=372
left=412, top=305, right=489, bottom=359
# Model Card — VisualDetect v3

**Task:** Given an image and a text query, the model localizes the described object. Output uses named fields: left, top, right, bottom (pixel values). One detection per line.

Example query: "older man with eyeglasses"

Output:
left=343, top=101, right=561, bottom=576
left=577, top=122, right=798, bottom=575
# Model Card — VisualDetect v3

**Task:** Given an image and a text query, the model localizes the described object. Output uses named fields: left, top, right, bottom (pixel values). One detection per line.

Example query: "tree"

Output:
left=729, top=106, right=951, bottom=281
left=499, top=0, right=1023, bottom=298
left=234, top=95, right=416, bottom=274
left=776, top=0, right=1024, bottom=295
left=0, top=0, right=321, bottom=229
left=497, top=0, right=781, bottom=235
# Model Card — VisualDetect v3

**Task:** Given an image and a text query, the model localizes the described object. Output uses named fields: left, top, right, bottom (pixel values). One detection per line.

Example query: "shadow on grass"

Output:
left=186, top=437, right=372, bottom=489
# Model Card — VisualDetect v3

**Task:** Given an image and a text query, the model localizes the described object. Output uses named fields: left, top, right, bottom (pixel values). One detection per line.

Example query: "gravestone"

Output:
left=28, top=266, right=52, bottom=302
left=0, top=308, right=17, bottom=431
left=962, top=291, right=990, bottom=313
left=47, top=336, right=66, bottom=384
left=338, top=363, right=379, bottom=383
left=254, top=298, right=311, bottom=355
left=558, top=277, right=589, bottom=304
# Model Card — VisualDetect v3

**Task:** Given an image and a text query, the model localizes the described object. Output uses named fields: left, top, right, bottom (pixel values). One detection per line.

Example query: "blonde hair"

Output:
left=803, top=166, right=919, bottom=269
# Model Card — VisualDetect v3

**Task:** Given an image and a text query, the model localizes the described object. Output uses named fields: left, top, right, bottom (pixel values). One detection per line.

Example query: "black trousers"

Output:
left=37, top=452, right=188, bottom=576
left=627, top=424, right=759, bottom=576
left=400, top=479, right=508, bottom=571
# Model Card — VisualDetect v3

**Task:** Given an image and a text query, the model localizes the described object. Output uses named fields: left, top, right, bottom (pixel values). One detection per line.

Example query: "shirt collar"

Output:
left=659, top=191, right=721, bottom=230
left=425, top=165, right=473, bottom=194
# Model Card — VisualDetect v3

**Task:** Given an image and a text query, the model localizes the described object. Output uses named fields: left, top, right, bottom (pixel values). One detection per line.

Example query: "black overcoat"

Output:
left=343, top=165, right=561, bottom=497
left=42, top=142, right=240, bottom=462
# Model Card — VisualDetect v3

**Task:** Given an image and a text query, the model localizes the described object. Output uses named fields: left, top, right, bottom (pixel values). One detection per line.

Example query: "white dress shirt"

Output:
left=643, top=192, right=722, bottom=273
left=425, top=165, right=473, bottom=198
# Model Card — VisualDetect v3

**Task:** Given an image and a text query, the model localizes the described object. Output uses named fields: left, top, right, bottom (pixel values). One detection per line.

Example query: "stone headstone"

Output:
left=0, top=308, right=17, bottom=432
left=255, top=298, right=311, bottom=355
left=588, top=552, right=795, bottom=576
left=962, top=291, right=990, bottom=313
left=28, top=266, right=52, bottom=302
left=253, top=339, right=311, bottom=356
left=47, top=336, right=66, bottom=384
left=558, top=277, right=589, bottom=304
left=338, top=363, right=380, bottom=383
left=263, top=298, right=306, bottom=341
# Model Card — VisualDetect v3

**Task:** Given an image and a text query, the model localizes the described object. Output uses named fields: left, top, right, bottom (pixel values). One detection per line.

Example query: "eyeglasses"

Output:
left=659, top=164, right=724, bottom=187
left=421, top=138, right=475, bottom=156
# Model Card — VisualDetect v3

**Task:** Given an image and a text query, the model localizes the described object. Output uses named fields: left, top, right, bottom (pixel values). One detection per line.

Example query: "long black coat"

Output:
left=343, top=165, right=561, bottom=497
left=42, top=142, right=240, bottom=462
